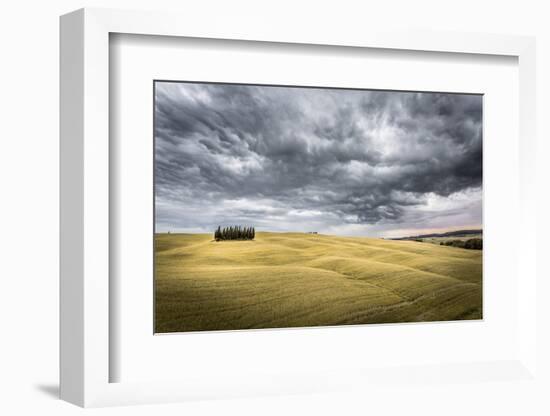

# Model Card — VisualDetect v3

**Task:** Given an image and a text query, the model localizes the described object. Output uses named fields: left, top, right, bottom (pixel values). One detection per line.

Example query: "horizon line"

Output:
left=155, top=227, right=483, bottom=239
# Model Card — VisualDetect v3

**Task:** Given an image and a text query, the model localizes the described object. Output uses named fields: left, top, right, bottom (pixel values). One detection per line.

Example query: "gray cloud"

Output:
left=154, top=82, right=482, bottom=237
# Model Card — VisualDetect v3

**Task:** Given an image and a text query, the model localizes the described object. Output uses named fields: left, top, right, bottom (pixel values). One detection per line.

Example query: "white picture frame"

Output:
left=60, top=7, right=538, bottom=408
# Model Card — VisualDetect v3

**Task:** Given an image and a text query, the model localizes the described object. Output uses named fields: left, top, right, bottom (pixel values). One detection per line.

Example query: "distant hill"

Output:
left=391, top=229, right=482, bottom=240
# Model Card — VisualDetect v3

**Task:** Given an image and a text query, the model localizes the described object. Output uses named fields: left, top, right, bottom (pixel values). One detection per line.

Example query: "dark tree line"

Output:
left=440, top=238, right=482, bottom=250
left=214, top=226, right=255, bottom=241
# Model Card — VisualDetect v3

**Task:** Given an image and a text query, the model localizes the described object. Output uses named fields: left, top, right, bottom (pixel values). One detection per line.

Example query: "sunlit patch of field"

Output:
left=155, top=232, right=482, bottom=333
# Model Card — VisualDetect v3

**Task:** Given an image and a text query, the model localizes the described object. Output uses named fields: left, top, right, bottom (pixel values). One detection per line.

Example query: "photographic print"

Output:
left=154, top=81, right=482, bottom=333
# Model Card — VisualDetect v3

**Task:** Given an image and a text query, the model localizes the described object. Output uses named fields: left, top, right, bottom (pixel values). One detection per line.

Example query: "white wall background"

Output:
left=0, top=1, right=548, bottom=415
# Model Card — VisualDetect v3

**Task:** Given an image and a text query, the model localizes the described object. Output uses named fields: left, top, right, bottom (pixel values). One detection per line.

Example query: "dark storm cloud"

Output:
left=154, top=82, right=482, bottom=236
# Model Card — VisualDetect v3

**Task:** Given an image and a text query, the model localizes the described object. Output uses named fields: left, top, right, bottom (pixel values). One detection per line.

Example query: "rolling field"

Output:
left=155, top=232, right=482, bottom=333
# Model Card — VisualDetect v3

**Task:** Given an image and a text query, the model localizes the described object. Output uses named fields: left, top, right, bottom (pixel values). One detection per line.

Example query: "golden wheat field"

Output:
left=154, top=232, right=482, bottom=333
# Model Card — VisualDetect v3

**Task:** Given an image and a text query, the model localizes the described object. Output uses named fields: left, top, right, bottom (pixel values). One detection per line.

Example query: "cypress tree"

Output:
left=214, top=225, right=256, bottom=240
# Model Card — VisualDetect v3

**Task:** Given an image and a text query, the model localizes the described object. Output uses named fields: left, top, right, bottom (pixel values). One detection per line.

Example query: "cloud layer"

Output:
left=155, top=82, right=482, bottom=237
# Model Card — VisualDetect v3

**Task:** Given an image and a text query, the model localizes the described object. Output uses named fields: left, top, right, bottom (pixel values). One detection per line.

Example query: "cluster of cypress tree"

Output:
left=214, top=225, right=255, bottom=241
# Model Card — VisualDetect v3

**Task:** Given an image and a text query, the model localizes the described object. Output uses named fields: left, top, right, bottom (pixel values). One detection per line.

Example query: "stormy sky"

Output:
left=154, top=82, right=482, bottom=238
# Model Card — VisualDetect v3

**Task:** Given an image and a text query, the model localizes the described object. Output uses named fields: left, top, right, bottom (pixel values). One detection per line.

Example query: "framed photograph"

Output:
left=60, top=8, right=538, bottom=408
left=152, top=80, right=483, bottom=334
